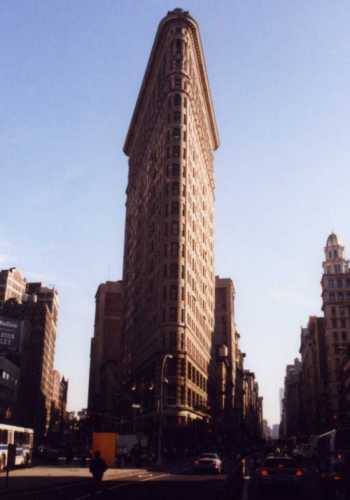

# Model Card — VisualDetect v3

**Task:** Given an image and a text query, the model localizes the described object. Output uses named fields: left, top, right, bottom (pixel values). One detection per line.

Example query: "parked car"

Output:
left=193, top=452, right=223, bottom=474
left=257, top=456, right=305, bottom=493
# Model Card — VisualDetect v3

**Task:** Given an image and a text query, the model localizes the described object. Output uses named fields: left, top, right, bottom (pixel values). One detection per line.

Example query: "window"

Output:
left=176, top=39, right=182, bottom=55
left=342, top=331, right=347, bottom=341
left=0, top=430, right=8, bottom=445
left=174, top=94, right=181, bottom=106
left=174, top=111, right=181, bottom=123
left=173, top=127, right=181, bottom=139
left=170, top=285, right=178, bottom=300
left=171, top=201, right=179, bottom=215
left=188, top=389, right=192, bottom=406
left=172, top=182, right=179, bottom=195
left=172, top=164, right=180, bottom=177
left=172, top=145, right=180, bottom=158
left=170, top=263, right=178, bottom=278
left=169, top=308, right=177, bottom=321
left=171, top=221, right=179, bottom=235
left=170, top=242, right=179, bottom=257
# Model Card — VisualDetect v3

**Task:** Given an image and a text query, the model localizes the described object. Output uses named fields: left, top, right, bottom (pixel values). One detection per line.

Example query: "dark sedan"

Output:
left=257, top=456, right=305, bottom=493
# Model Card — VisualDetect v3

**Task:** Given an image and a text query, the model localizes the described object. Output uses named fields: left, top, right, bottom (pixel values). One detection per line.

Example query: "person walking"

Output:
left=89, top=450, right=107, bottom=497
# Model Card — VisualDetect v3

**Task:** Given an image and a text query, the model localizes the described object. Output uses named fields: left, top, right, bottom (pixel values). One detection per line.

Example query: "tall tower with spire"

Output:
left=121, top=9, right=219, bottom=431
left=321, top=233, right=350, bottom=422
left=323, top=233, right=349, bottom=275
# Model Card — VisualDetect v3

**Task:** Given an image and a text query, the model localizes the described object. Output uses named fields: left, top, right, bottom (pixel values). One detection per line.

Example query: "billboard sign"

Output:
left=0, top=317, right=20, bottom=352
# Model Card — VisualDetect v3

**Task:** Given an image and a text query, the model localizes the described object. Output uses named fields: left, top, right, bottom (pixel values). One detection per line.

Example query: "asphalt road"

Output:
left=1, top=470, right=228, bottom=500
left=0, top=463, right=332, bottom=500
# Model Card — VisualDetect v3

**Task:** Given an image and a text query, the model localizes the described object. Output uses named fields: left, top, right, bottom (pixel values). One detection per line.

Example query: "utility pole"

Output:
left=156, top=354, right=173, bottom=466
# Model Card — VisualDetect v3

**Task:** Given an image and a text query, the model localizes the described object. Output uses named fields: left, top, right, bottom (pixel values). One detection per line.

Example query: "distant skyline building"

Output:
left=121, top=8, right=219, bottom=429
left=299, top=316, right=327, bottom=433
left=280, top=358, right=302, bottom=438
left=88, top=280, right=123, bottom=422
left=51, top=369, right=68, bottom=417
left=0, top=268, right=27, bottom=303
left=0, top=267, right=61, bottom=441
left=281, top=233, right=350, bottom=436
left=213, top=277, right=238, bottom=421
left=321, top=233, right=350, bottom=422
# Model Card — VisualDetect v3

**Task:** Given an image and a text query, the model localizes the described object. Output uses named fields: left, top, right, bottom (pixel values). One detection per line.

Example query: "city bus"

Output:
left=0, top=423, right=34, bottom=470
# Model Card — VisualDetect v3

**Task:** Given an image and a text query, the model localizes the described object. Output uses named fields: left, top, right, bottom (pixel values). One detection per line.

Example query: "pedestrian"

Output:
left=89, top=451, right=108, bottom=484
left=225, top=455, right=244, bottom=500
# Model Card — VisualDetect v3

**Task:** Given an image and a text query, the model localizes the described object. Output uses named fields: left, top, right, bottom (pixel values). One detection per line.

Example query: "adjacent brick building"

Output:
left=88, top=280, right=123, bottom=425
left=299, top=316, right=327, bottom=433
left=213, top=277, right=237, bottom=414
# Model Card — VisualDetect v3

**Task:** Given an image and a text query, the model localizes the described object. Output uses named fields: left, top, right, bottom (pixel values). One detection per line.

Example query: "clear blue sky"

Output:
left=1, top=0, right=350, bottom=426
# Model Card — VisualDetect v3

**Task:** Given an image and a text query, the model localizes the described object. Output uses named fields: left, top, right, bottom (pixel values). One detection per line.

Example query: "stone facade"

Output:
left=121, top=8, right=219, bottom=427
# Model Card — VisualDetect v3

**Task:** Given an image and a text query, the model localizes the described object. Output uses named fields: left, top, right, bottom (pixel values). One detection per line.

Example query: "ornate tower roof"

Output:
left=326, top=232, right=340, bottom=247
left=323, top=232, right=349, bottom=275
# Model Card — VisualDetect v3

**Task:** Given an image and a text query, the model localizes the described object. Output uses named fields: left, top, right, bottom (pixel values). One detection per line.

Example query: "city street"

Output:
left=0, top=463, right=328, bottom=500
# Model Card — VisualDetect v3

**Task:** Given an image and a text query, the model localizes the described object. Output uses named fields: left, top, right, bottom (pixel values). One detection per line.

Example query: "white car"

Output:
left=193, top=452, right=223, bottom=474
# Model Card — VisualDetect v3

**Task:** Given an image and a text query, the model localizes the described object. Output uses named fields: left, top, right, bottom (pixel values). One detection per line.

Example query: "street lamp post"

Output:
left=156, top=353, right=173, bottom=466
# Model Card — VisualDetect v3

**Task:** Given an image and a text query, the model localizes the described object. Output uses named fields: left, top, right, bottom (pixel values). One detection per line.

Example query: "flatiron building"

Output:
left=122, top=8, right=219, bottom=427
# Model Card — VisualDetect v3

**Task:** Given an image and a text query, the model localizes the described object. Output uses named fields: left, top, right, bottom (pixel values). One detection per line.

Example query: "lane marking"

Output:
left=73, top=472, right=170, bottom=500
